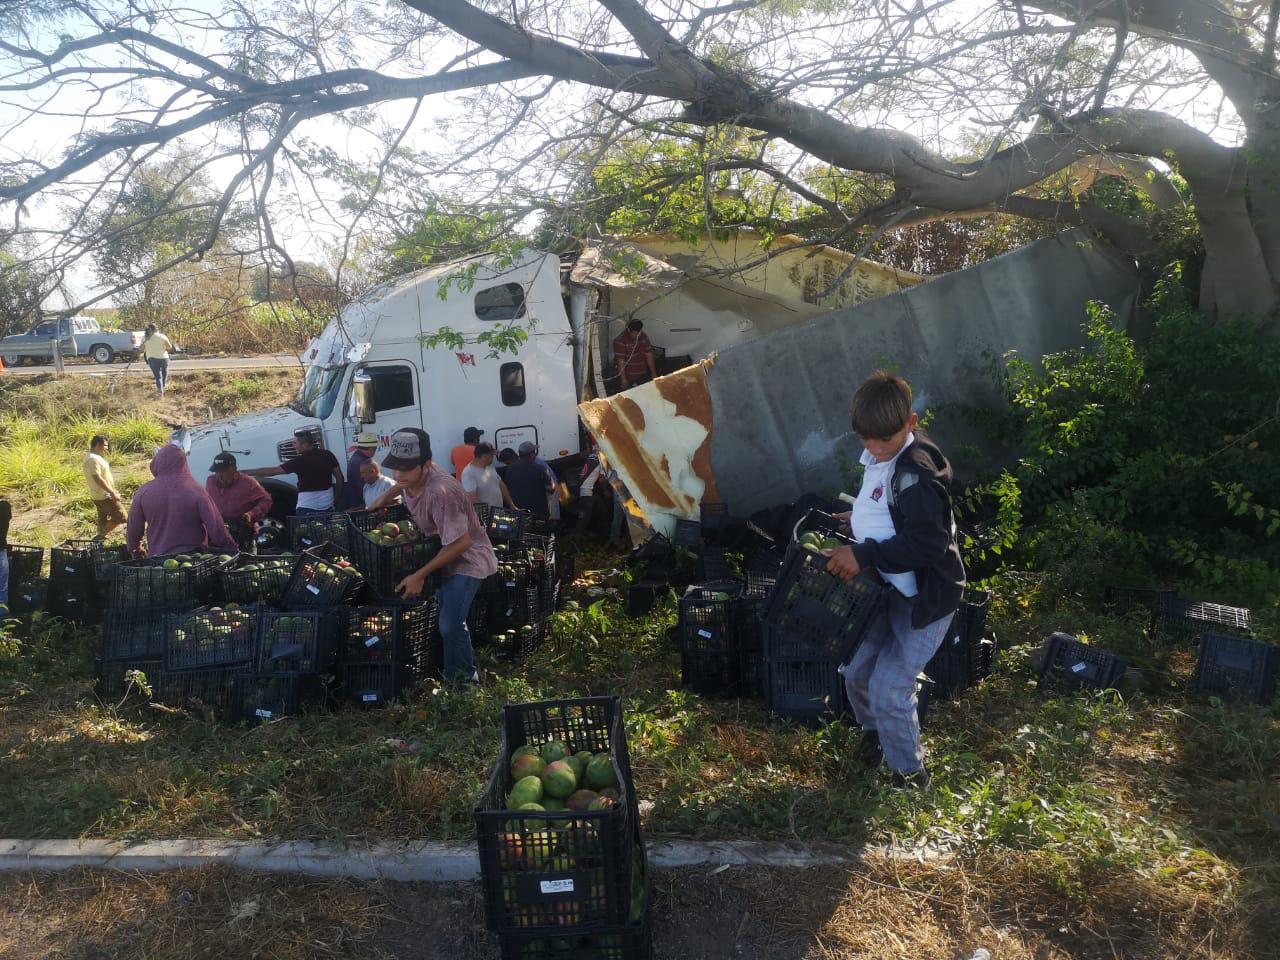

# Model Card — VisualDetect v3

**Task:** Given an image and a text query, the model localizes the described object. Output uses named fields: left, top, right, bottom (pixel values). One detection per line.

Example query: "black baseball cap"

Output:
left=209, top=452, right=237, bottom=472
left=463, top=426, right=484, bottom=443
left=382, top=428, right=432, bottom=471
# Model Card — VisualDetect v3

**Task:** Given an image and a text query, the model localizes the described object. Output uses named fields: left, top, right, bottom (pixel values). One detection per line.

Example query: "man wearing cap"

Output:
left=504, top=441, right=555, bottom=518
left=205, top=453, right=273, bottom=553
left=245, top=428, right=343, bottom=515
left=450, top=426, right=484, bottom=478
left=372, top=428, right=498, bottom=683
left=343, top=431, right=379, bottom=508
left=460, top=442, right=516, bottom=510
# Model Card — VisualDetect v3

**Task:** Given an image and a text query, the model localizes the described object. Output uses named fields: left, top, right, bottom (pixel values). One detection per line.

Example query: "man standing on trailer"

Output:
left=373, top=428, right=497, bottom=684
left=612, top=319, right=657, bottom=390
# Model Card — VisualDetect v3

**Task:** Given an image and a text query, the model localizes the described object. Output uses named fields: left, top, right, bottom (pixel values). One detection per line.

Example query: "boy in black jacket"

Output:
left=825, top=371, right=966, bottom=788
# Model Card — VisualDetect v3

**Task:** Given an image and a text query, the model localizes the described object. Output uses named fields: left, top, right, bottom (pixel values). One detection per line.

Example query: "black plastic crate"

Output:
left=402, top=597, right=442, bottom=683
left=51, top=539, right=111, bottom=584
left=7, top=544, right=43, bottom=587
left=476, top=698, right=637, bottom=934
left=163, top=605, right=261, bottom=671
left=487, top=507, right=529, bottom=544
left=764, top=512, right=888, bottom=661
left=109, top=553, right=223, bottom=609
left=344, top=601, right=439, bottom=666
left=764, top=652, right=847, bottom=723
left=341, top=661, right=402, bottom=707
left=347, top=506, right=440, bottom=599
left=100, top=606, right=175, bottom=659
left=1038, top=634, right=1128, bottom=694
left=218, top=553, right=297, bottom=606
left=496, top=836, right=651, bottom=959
left=46, top=578, right=104, bottom=624
left=489, top=568, right=543, bottom=635
left=699, top=546, right=734, bottom=583
left=734, top=597, right=767, bottom=699
left=679, top=582, right=742, bottom=697
left=1193, top=633, right=1279, bottom=705
left=524, top=534, right=558, bottom=614
left=969, top=636, right=998, bottom=686
left=287, top=510, right=351, bottom=551
left=671, top=518, right=702, bottom=548
left=237, top=672, right=327, bottom=722
left=958, top=589, right=995, bottom=684
left=259, top=607, right=341, bottom=674
left=924, top=626, right=970, bottom=701
left=1157, top=597, right=1253, bottom=641
left=742, top=550, right=784, bottom=600
left=9, top=580, right=45, bottom=617
left=281, top=544, right=364, bottom=607
left=155, top=666, right=243, bottom=719
left=94, top=657, right=161, bottom=701
left=625, top=580, right=667, bottom=618
left=468, top=594, right=494, bottom=641
left=1104, top=585, right=1174, bottom=622
left=700, top=501, right=730, bottom=538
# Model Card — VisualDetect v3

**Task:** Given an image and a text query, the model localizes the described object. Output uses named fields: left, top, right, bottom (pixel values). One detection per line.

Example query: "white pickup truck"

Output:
left=0, top=315, right=144, bottom=365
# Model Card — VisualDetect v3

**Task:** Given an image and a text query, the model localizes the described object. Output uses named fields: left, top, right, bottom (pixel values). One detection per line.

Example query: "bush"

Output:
left=962, top=273, right=1280, bottom=608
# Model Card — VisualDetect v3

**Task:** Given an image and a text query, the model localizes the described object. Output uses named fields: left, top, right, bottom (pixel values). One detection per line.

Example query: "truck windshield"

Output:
left=292, top=365, right=346, bottom=419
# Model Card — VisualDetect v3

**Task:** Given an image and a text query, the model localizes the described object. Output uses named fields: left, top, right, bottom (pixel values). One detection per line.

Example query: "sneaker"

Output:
left=854, top=729, right=883, bottom=767
left=888, top=767, right=931, bottom=790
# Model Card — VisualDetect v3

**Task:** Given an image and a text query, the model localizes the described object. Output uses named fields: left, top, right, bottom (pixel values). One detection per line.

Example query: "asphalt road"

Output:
left=1, top=355, right=300, bottom=375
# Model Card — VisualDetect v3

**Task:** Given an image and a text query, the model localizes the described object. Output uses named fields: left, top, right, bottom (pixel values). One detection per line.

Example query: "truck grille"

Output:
left=276, top=440, right=298, bottom=461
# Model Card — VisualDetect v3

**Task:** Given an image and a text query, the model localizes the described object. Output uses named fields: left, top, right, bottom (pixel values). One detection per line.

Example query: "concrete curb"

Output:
left=0, top=838, right=940, bottom=881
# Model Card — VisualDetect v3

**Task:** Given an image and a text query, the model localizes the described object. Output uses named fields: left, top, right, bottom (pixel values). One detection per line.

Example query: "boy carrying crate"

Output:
left=824, top=371, right=966, bottom=788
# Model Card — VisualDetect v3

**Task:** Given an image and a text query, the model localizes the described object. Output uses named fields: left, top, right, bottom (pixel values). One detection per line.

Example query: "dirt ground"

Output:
left=0, top=853, right=1264, bottom=960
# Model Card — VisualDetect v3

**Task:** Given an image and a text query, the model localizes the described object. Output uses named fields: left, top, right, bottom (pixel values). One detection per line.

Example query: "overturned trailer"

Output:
left=578, top=230, right=1143, bottom=536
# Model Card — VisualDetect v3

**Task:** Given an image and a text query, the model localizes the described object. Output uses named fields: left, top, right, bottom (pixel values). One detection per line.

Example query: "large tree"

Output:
left=0, top=1, right=1273, bottom=317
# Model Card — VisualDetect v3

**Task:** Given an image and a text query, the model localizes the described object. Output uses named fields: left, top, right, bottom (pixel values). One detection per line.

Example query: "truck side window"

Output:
left=368, top=365, right=415, bottom=412
left=34, top=322, right=54, bottom=337
left=475, top=283, right=527, bottom=321
left=500, top=362, right=526, bottom=406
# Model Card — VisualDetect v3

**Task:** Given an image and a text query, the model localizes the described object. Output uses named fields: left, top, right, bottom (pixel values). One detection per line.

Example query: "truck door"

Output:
left=348, top=361, right=422, bottom=455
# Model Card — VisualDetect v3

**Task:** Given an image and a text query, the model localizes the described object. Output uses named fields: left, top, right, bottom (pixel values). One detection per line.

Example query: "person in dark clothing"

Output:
left=342, top=431, right=379, bottom=508
left=495, top=447, right=517, bottom=481
left=503, top=441, right=554, bottom=517
left=245, top=428, right=343, bottom=514
left=0, top=499, right=11, bottom=612
left=823, top=370, right=966, bottom=790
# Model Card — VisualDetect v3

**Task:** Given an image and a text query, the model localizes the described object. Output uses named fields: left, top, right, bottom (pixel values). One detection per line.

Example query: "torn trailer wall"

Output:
left=578, top=229, right=1142, bottom=535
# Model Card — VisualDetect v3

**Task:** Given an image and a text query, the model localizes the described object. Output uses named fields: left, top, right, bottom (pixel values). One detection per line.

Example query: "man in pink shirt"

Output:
left=371, top=428, right=497, bottom=683
left=127, top=445, right=239, bottom=558
left=205, top=452, right=273, bottom=553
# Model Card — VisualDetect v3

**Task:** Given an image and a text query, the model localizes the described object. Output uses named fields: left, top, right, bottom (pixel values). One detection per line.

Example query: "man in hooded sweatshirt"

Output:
left=126, top=445, right=239, bottom=558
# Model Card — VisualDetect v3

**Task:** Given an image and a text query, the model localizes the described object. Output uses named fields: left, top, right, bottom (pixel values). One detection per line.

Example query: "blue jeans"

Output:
left=437, top=573, right=481, bottom=681
left=0, top=548, right=8, bottom=611
left=840, top=591, right=955, bottom=774
left=146, top=356, right=168, bottom=393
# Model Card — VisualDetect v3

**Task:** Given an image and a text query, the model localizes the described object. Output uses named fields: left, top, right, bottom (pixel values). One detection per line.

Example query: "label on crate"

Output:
left=255, top=708, right=273, bottom=719
left=365, top=635, right=381, bottom=648
left=505, top=608, right=514, bottom=617
left=63, top=565, right=75, bottom=573
left=505, top=581, right=516, bottom=588
left=307, top=584, right=320, bottom=595
left=362, top=693, right=379, bottom=703
left=301, top=537, right=314, bottom=546
left=1070, top=661, right=1087, bottom=673
left=697, top=629, right=714, bottom=639
left=539, top=879, right=574, bottom=894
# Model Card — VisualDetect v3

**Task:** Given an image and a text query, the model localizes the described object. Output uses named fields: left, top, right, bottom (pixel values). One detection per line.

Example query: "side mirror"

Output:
left=350, top=372, right=376, bottom=424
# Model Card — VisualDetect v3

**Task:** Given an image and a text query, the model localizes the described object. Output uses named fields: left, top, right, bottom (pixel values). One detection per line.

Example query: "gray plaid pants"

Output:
left=839, top=591, right=954, bottom=773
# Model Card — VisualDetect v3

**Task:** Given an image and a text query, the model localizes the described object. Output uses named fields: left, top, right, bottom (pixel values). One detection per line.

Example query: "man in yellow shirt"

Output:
left=83, top=434, right=126, bottom=539
left=142, top=323, right=175, bottom=396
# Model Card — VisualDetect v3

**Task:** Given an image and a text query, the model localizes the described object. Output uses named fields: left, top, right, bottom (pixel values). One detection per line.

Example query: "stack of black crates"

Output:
left=468, top=506, right=562, bottom=660
left=475, top=696, right=650, bottom=960
left=48, top=539, right=128, bottom=624
left=5, top=542, right=45, bottom=616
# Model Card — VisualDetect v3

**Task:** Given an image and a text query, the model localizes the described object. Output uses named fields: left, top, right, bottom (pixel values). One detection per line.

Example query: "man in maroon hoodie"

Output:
left=127, top=445, right=239, bottom=558
left=204, top=452, right=273, bottom=553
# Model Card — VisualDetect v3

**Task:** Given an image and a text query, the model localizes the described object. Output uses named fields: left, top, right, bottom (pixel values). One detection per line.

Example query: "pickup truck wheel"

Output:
left=90, top=344, right=115, bottom=364
left=1, top=354, right=21, bottom=367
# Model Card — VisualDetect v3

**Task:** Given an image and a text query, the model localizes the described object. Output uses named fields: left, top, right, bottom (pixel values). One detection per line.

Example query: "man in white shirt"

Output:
left=459, top=442, right=515, bottom=510
left=359, top=458, right=397, bottom=509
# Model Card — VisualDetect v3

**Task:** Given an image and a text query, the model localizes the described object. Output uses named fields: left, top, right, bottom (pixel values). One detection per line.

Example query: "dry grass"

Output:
left=0, top=851, right=1266, bottom=960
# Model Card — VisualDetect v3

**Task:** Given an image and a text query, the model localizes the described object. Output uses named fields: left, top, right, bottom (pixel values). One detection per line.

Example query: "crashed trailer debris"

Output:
left=579, top=229, right=1142, bottom=537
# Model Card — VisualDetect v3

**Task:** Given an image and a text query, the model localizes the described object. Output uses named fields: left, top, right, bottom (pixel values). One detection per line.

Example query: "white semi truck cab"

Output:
left=186, top=251, right=582, bottom=513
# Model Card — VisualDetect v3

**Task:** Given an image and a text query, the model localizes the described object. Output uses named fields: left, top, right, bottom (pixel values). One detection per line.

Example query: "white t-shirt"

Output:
left=460, top=460, right=504, bottom=508
left=296, top=488, right=334, bottom=511
left=849, top=433, right=918, bottom=598
left=362, top=474, right=395, bottom=508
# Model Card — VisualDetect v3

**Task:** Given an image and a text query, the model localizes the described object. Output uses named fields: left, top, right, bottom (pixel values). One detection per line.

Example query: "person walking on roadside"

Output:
left=342, top=431, right=379, bottom=508
left=450, top=426, right=484, bottom=477
left=460, top=442, right=516, bottom=510
left=358, top=458, right=397, bottom=509
left=503, top=441, right=554, bottom=518
left=126, top=445, right=238, bottom=558
left=371, top=428, right=497, bottom=684
left=141, top=323, right=175, bottom=396
left=204, top=452, right=273, bottom=553
left=83, top=434, right=127, bottom=540
left=244, top=427, right=343, bottom=515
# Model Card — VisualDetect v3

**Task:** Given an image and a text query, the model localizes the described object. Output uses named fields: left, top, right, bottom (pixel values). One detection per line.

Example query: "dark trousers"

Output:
left=146, top=357, right=169, bottom=393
